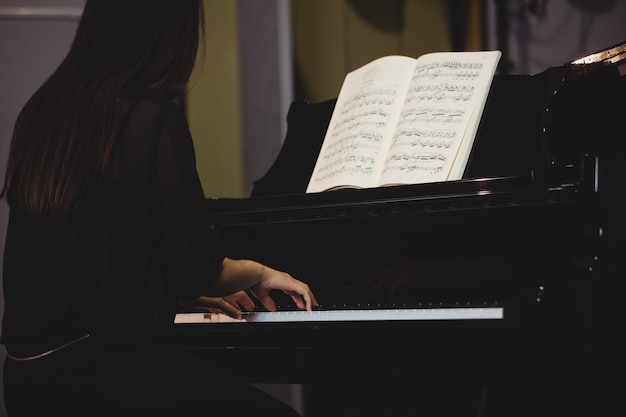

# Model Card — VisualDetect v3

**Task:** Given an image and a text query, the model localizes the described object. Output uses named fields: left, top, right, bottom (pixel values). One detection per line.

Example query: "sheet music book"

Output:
left=306, top=50, right=502, bottom=193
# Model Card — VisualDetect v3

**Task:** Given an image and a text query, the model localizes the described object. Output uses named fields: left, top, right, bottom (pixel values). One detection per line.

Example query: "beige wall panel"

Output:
left=292, top=0, right=346, bottom=103
left=402, top=0, right=452, bottom=57
left=292, top=0, right=452, bottom=104
left=344, top=0, right=403, bottom=70
left=187, top=0, right=243, bottom=198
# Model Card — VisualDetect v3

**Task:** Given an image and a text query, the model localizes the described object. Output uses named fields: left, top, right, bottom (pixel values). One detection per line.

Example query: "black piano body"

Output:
left=171, top=42, right=626, bottom=412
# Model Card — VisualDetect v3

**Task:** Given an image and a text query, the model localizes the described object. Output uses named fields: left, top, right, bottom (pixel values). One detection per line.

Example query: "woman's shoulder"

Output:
left=123, top=94, right=189, bottom=147
left=114, top=94, right=185, bottom=158
left=129, top=94, right=184, bottom=124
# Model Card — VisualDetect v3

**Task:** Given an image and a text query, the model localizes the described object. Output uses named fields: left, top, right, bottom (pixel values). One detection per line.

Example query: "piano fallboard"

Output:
left=207, top=163, right=586, bottom=226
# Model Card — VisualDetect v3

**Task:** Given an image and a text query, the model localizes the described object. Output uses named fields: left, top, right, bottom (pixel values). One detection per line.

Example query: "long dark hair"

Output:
left=1, top=0, right=205, bottom=218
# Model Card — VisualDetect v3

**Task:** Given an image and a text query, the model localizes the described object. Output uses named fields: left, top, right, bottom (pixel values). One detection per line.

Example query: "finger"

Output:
left=236, top=296, right=256, bottom=311
left=251, top=291, right=277, bottom=312
left=287, top=292, right=306, bottom=310
left=197, top=297, right=243, bottom=319
left=309, top=292, right=319, bottom=308
left=285, top=289, right=318, bottom=311
left=218, top=301, right=243, bottom=319
left=227, top=291, right=256, bottom=311
left=301, top=291, right=318, bottom=310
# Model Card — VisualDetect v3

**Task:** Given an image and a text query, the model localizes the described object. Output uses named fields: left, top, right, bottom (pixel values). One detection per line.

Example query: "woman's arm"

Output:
left=208, top=258, right=318, bottom=312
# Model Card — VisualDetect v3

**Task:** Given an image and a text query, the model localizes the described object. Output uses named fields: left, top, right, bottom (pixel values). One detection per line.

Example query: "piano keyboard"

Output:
left=174, top=306, right=503, bottom=324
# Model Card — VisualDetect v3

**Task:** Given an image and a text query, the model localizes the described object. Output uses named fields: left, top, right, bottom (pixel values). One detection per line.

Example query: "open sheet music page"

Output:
left=306, top=50, right=501, bottom=193
left=378, top=51, right=502, bottom=186
left=306, top=55, right=416, bottom=193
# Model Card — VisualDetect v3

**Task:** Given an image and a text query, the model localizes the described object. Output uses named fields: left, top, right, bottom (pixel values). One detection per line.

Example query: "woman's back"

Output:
left=1, top=95, right=223, bottom=356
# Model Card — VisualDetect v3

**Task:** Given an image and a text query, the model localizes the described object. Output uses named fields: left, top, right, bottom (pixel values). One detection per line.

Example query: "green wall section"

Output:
left=291, top=0, right=455, bottom=103
left=187, top=0, right=457, bottom=198
left=187, top=0, right=243, bottom=198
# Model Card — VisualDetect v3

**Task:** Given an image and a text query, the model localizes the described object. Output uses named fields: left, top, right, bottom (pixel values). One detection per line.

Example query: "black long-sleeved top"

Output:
left=1, top=95, right=225, bottom=357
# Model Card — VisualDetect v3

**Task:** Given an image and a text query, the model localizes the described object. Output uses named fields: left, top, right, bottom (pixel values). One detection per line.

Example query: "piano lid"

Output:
left=543, top=40, right=626, bottom=165
left=251, top=40, right=626, bottom=197
left=570, top=39, right=626, bottom=74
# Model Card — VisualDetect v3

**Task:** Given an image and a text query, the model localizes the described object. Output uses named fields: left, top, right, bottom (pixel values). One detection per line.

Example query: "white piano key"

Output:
left=174, top=307, right=503, bottom=324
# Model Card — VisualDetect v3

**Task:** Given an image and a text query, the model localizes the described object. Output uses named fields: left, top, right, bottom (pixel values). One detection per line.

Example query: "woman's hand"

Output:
left=181, top=290, right=256, bottom=319
left=209, top=258, right=319, bottom=312
left=248, top=264, right=318, bottom=312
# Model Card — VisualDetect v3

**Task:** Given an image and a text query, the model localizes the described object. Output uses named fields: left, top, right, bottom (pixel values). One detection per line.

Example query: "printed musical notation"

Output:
left=383, top=152, right=447, bottom=175
left=412, top=59, right=484, bottom=81
left=313, top=83, right=402, bottom=184
left=306, top=50, right=501, bottom=192
left=379, top=55, right=487, bottom=184
left=407, top=83, right=475, bottom=103
left=314, top=129, right=381, bottom=183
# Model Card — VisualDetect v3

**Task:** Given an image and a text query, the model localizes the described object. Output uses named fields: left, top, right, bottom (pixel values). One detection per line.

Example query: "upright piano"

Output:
left=172, top=42, right=626, bottom=415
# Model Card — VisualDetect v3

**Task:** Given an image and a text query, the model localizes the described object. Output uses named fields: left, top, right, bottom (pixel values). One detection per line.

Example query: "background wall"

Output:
left=484, top=0, right=626, bottom=75
left=187, top=0, right=295, bottom=199
left=291, top=0, right=456, bottom=104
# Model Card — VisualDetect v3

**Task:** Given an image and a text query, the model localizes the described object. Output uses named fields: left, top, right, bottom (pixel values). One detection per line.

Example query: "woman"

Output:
left=0, top=1, right=317, bottom=415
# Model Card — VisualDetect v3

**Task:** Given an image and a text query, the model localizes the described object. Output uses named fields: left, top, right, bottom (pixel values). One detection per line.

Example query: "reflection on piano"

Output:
left=171, top=42, right=626, bottom=415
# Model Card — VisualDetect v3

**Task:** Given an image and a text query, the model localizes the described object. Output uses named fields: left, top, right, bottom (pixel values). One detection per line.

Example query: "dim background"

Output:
left=1, top=1, right=625, bottom=415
